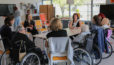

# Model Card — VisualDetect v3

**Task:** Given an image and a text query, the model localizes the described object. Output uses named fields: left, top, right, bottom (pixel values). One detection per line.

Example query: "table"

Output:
left=33, top=28, right=81, bottom=39
left=33, top=28, right=81, bottom=50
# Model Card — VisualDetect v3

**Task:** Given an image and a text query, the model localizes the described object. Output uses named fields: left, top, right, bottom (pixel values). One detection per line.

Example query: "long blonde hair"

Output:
left=50, top=18, right=63, bottom=31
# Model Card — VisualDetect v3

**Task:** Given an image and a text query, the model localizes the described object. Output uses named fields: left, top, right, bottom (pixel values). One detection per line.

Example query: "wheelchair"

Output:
left=72, top=32, right=103, bottom=65
left=90, top=28, right=113, bottom=65
left=0, top=40, right=41, bottom=65
left=102, top=28, right=113, bottom=59
left=72, top=38, right=93, bottom=65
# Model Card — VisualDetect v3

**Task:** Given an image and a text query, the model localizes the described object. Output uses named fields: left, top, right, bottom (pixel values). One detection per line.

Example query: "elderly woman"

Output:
left=46, top=18, right=67, bottom=38
left=11, top=25, right=44, bottom=64
left=98, top=13, right=110, bottom=29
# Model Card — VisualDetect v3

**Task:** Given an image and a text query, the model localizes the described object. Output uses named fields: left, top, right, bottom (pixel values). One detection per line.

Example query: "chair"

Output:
left=35, top=20, right=47, bottom=33
left=47, top=37, right=74, bottom=65
left=0, top=35, right=10, bottom=65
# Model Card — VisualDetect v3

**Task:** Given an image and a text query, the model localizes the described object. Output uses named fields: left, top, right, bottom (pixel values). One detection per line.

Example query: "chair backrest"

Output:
left=48, top=37, right=69, bottom=53
left=48, top=37, right=74, bottom=65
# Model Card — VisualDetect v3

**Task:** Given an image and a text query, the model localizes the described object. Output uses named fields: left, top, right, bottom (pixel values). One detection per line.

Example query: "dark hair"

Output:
left=4, top=15, right=14, bottom=26
left=73, top=13, right=79, bottom=22
left=27, top=10, right=30, bottom=14
left=13, top=6, right=18, bottom=11
left=93, top=15, right=101, bottom=26
left=26, top=14, right=29, bottom=21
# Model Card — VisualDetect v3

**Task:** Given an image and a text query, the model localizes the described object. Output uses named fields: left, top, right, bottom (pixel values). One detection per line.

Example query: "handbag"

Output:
left=19, top=40, right=26, bottom=61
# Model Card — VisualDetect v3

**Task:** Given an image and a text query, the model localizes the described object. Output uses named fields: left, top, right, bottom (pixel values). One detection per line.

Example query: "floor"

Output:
left=99, top=38, right=114, bottom=65
left=35, top=37, right=114, bottom=65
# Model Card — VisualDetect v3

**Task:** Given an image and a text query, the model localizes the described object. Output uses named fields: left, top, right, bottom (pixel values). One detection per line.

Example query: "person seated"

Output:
left=90, top=15, right=101, bottom=31
left=24, top=14, right=38, bottom=42
left=46, top=18, right=67, bottom=38
left=68, top=13, right=82, bottom=40
left=73, top=25, right=90, bottom=43
left=11, top=25, right=43, bottom=64
left=98, top=13, right=110, bottom=29
left=69, top=13, right=82, bottom=29
left=0, top=15, right=14, bottom=50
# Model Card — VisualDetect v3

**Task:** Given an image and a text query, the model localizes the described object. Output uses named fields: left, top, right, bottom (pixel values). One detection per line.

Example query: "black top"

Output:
left=24, top=20, right=38, bottom=35
left=24, top=20, right=35, bottom=28
left=72, top=21, right=80, bottom=27
left=46, top=30, right=67, bottom=38
left=11, top=32, right=35, bottom=50
left=10, top=32, right=36, bottom=62
left=0, top=25, right=13, bottom=50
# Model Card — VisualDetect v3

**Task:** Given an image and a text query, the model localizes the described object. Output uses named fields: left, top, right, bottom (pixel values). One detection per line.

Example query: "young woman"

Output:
left=46, top=18, right=67, bottom=38
left=69, top=13, right=82, bottom=29
left=0, top=15, right=14, bottom=50
left=24, top=14, right=38, bottom=42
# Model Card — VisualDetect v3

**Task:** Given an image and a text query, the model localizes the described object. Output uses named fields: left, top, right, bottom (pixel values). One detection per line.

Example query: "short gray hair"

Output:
left=16, top=25, right=24, bottom=32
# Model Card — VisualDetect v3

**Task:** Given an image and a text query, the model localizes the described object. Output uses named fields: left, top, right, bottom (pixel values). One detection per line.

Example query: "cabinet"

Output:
left=39, top=5, right=55, bottom=23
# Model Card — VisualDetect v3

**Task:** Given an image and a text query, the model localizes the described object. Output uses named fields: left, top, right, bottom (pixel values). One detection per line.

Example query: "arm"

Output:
left=69, top=21, right=74, bottom=29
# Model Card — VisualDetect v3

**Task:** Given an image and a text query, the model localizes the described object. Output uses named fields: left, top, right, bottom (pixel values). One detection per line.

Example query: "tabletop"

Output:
left=33, top=28, right=81, bottom=39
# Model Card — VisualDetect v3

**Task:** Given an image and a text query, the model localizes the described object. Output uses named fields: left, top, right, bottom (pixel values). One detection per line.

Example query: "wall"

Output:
left=0, top=0, right=42, bottom=27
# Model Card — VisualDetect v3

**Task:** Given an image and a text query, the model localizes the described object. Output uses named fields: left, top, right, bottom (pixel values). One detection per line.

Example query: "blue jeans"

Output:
left=14, top=16, right=21, bottom=29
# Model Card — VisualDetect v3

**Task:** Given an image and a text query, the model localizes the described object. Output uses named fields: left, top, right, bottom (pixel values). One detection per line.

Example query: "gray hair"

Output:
left=16, top=25, right=24, bottom=32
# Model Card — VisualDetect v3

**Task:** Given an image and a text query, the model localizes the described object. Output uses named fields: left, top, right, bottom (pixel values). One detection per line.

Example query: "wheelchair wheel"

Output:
left=20, top=53, right=40, bottom=65
left=102, top=41, right=113, bottom=59
left=91, top=44, right=102, bottom=65
left=73, top=48, right=93, bottom=65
